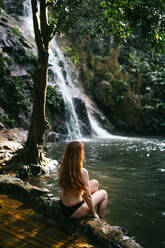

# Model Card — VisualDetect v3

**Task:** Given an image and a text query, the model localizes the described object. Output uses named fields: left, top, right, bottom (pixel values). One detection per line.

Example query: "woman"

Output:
left=59, top=141, right=108, bottom=220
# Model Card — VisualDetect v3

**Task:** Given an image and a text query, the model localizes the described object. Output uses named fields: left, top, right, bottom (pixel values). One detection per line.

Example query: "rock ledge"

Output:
left=0, top=175, right=143, bottom=248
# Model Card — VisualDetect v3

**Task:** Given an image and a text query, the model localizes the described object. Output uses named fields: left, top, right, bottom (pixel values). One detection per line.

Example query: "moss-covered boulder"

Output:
left=113, top=92, right=144, bottom=132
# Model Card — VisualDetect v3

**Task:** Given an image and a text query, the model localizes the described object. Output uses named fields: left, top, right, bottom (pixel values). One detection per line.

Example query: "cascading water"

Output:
left=23, top=0, right=112, bottom=140
left=49, top=39, right=83, bottom=139
left=49, top=38, right=112, bottom=139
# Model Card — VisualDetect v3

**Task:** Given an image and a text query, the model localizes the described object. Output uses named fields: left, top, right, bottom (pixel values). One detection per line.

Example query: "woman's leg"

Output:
left=89, top=179, right=99, bottom=194
left=91, top=189, right=108, bottom=218
left=71, top=189, right=108, bottom=219
left=89, top=179, right=108, bottom=217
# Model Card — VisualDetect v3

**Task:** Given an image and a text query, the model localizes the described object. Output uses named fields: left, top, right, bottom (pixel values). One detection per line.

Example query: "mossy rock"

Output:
left=95, top=60, right=109, bottom=74
left=83, top=70, right=95, bottom=91
left=103, top=72, right=116, bottom=82
left=93, top=80, right=114, bottom=107
left=114, top=93, right=144, bottom=132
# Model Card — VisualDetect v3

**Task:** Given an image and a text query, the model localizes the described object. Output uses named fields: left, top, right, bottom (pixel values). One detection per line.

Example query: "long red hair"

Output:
left=59, top=141, right=85, bottom=191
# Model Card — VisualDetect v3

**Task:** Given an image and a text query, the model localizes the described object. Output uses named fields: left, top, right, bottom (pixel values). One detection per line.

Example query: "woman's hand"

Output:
left=93, top=212, right=102, bottom=223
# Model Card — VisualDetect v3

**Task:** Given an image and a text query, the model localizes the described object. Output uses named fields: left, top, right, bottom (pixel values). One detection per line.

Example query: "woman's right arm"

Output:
left=81, top=168, right=100, bottom=220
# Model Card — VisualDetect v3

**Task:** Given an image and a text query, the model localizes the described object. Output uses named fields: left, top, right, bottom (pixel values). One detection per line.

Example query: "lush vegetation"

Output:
left=65, top=34, right=165, bottom=134
left=46, top=85, right=64, bottom=114
left=123, top=46, right=165, bottom=133
left=60, top=0, right=165, bottom=135
left=0, top=49, right=64, bottom=129
left=0, top=49, right=32, bottom=128
left=0, top=0, right=164, bottom=158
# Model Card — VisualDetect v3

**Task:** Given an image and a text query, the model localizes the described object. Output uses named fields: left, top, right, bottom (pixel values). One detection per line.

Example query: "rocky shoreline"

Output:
left=0, top=128, right=27, bottom=167
left=0, top=175, right=143, bottom=248
left=0, top=128, right=143, bottom=248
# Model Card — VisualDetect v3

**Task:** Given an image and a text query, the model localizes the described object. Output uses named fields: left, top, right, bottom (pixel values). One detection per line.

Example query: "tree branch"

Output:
left=40, top=0, right=54, bottom=50
left=40, top=1, right=48, bottom=42
left=31, top=0, right=44, bottom=54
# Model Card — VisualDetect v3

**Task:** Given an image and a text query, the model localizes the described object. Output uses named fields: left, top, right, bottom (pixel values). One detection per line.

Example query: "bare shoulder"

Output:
left=81, top=167, right=88, bottom=176
left=80, top=168, right=89, bottom=185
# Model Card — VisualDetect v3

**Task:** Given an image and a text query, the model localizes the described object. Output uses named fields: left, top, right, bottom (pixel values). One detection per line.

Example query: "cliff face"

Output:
left=60, top=32, right=145, bottom=135
left=0, top=2, right=66, bottom=138
left=0, top=0, right=113, bottom=140
left=64, top=21, right=165, bottom=136
left=1, top=0, right=25, bottom=16
left=78, top=48, right=144, bottom=134
left=0, top=5, right=36, bottom=129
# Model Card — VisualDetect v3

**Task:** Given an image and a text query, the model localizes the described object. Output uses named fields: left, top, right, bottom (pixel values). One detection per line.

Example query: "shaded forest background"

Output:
left=0, top=0, right=165, bottom=138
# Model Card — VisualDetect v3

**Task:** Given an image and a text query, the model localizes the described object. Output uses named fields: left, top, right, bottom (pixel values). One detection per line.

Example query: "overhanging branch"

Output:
left=31, top=0, right=44, bottom=54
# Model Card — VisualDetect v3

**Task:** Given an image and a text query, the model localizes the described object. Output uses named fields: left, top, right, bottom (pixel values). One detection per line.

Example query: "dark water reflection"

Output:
left=29, top=136, right=165, bottom=248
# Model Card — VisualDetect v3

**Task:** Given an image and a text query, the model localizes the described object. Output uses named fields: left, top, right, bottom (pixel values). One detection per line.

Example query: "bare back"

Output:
left=60, top=168, right=88, bottom=206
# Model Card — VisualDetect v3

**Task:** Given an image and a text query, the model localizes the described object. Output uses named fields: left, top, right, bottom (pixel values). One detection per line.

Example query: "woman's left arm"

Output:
left=81, top=168, right=100, bottom=220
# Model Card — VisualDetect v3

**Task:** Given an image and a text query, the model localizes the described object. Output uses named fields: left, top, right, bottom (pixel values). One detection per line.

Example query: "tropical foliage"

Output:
left=62, top=0, right=165, bottom=134
left=0, top=0, right=165, bottom=164
left=0, top=50, right=32, bottom=128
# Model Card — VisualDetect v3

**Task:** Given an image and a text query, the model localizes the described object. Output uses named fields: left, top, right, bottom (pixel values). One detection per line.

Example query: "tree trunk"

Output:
left=16, top=0, right=53, bottom=165
left=23, top=52, right=49, bottom=164
left=9, top=0, right=55, bottom=165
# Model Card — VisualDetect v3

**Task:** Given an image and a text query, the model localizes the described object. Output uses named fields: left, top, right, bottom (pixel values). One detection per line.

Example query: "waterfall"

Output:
left=49, top=38, right=112, bottom=139
left=22, top=0, right=112, bottom=140
left=49, top=40, right=83, bottom=139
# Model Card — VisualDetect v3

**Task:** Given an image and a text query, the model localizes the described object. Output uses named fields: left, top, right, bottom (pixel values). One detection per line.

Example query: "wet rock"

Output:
left=94, top=80, right=111, bottom=107
left=0, top=107, right=8, bottom=129
left=73, top=97, right=92, bottom=137
left=30, top=186, right=49, bottom=198
left=93, top=112, right=115, bottom=133
left=3, top=145, right=12, bottom=150
left=18, top=165, right=31, bottom=180
left=0, top=10, right=35, bottom=128
left=0, top=128, right=28, bottom=166
left=0, top=175, right=31, bottom=201
left=18, top=164, right=47, bottom=180
left=36, top=195, right=62, bottom=218
left=0, top=122, right=5, bottom=129
left=0, top=175, right=48, bottom=203
left=79, top=218, right=143, bottom=248
left=58, top=60, right=64, bottom=67
left=30, top=164, right=47, bottom=176
left=45, top=131, right=67, bottom=143
left=2, top=0, right=24, bottom=16
left=0, top=18, right=25, bottom=60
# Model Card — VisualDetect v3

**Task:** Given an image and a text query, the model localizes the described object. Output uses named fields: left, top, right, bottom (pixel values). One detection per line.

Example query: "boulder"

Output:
left=0, top=107, right=8, bottom=128
left=0, top=175, right=48, bottom=203
left=2, top=0, right=24, bottom=16
left=93, top=80, right=112, bottom=107
left=73, top=97, right=92, bottom=137
left=0, top=122, right=5, bottom=129
left=45, top=131, right=68, bottom=143
left=18, top=164, right=47, bottom=180
left=113, top=93, right=144, bottom=133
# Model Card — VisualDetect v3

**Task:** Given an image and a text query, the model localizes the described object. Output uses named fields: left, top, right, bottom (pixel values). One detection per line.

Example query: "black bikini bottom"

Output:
left=59, top=199, right=84, bottom=217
